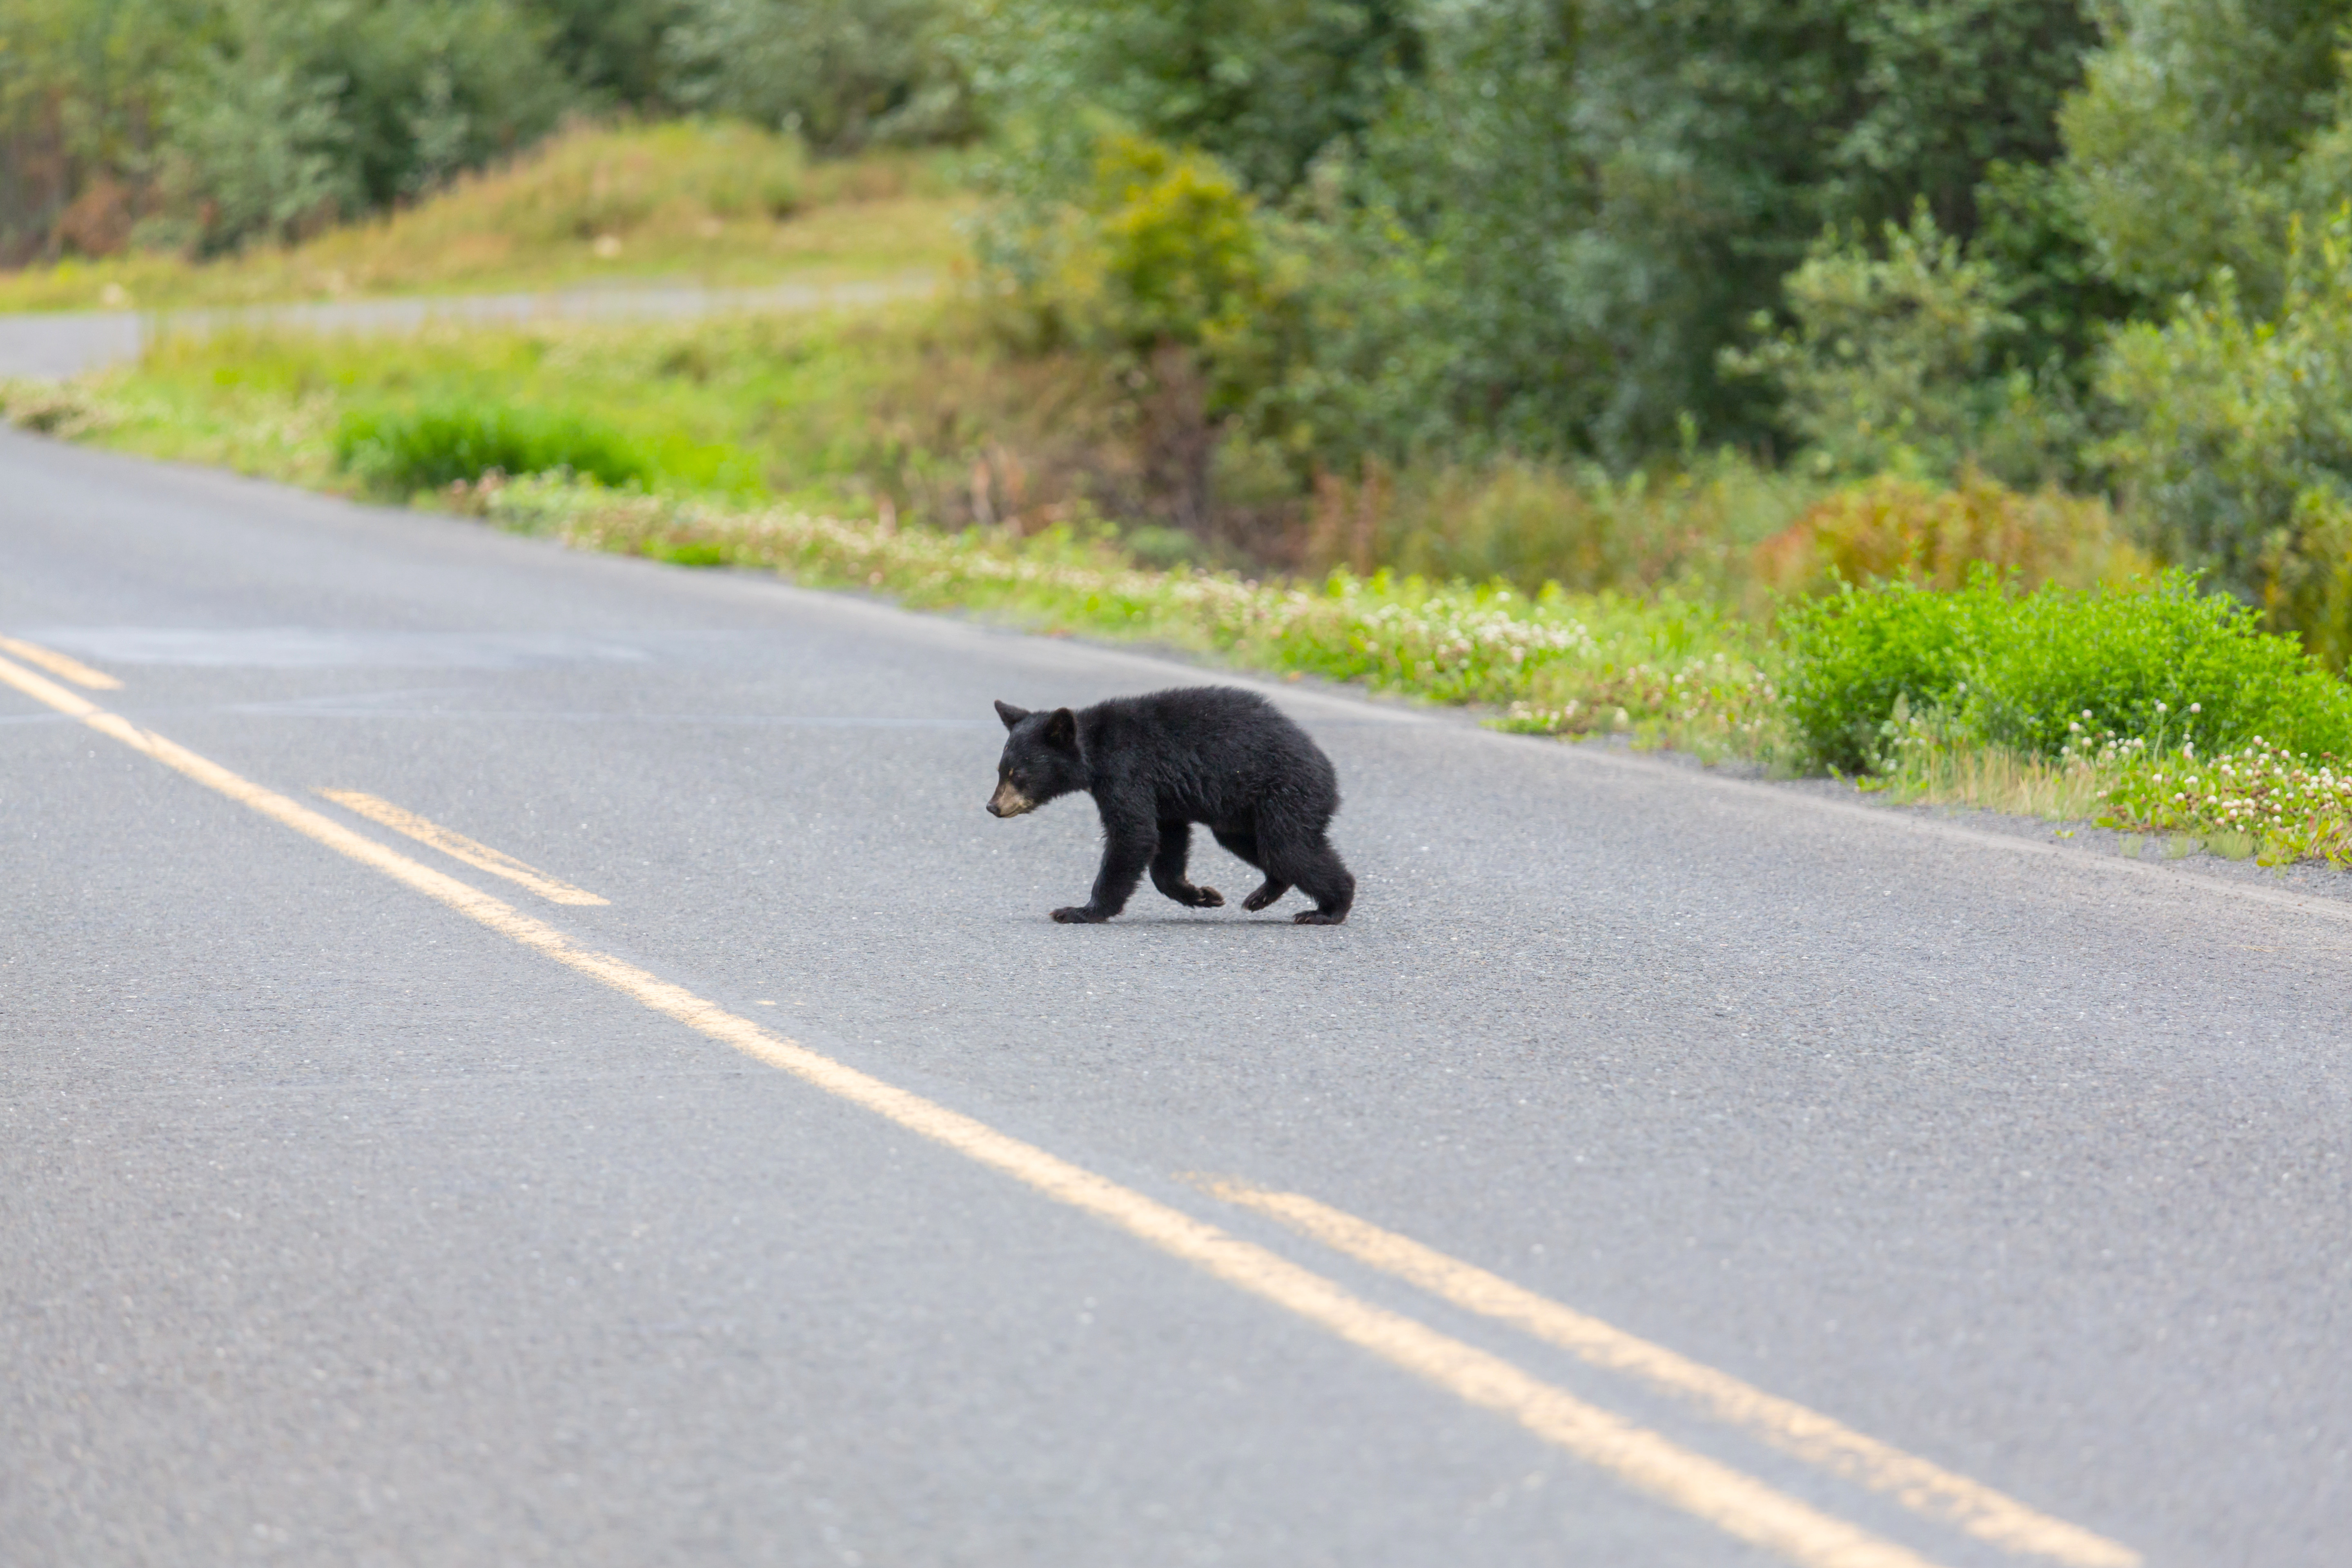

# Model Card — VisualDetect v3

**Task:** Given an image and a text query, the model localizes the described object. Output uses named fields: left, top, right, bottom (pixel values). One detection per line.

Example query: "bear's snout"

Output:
left=987, top=779, right=1036, bottom=817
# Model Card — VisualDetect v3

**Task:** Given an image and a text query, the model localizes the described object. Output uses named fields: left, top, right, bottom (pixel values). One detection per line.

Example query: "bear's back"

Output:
left=1089, top=686, right=1335, bottom=819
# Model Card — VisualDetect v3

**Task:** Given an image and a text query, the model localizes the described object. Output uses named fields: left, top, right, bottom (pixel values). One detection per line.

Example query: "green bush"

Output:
left=1970, top=575, right=2352, bottom=760
left=1723, top=207, right=2022, bottom=481
left=2097, top=208, right=2352, bottom=662
left=335, top=403, right=653, bottom=494
left=1779, top=576, right=2007, bottom=772
left=1781, top=570, right=2352, bottom=772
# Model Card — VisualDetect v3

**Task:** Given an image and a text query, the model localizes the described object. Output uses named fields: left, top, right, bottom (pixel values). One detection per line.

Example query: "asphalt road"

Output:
left=4, top=427, right=2347, bottom=1568
left=0, top=276, right=933, bottom=380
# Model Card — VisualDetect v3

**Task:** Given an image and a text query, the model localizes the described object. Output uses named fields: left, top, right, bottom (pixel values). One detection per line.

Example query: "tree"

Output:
left=2060, top=0, right=2351, bottom=310
left=963, top=0, right=1422, bottom=197
left=660, top=0, right=974, bottom=151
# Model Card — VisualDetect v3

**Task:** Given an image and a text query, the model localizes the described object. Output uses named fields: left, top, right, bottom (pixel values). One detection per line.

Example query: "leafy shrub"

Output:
left=336, top=403, right=653, bottom=494
left=978, top=131, right=1298, bottom=537
left=2098, top=207, right=2352, bottom=662
left=159, top=0, right=577, bottom=253
left=659, top=0, right=974, bottom=152
left=988, top=132, right=1283, bottom=364
left=1779, top=577, right=2007, bottom=772
left=2056, top=0, right=2345, bottom=313
left=1723, top=207, right=2023, bottom=480
left=1309, top=452, right=1815, bottom=603
left=1969, top=576, right=2352, bottom=760
left=1752, top=470, right=2145, bottom=597
left=1781, top=570, right=2352, bottom=772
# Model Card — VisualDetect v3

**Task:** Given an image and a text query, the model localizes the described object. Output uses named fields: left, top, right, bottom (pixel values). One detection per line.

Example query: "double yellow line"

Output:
left=0, top=643, right=2136, bottom=1568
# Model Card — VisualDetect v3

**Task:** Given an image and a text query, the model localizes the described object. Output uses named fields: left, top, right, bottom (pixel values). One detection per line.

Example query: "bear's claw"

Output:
left=1293, top=910, right=1347, bottom=925
left=1051, top=905, right=1109, bottom=923
left=1190, top=886, right=1224, bottom=907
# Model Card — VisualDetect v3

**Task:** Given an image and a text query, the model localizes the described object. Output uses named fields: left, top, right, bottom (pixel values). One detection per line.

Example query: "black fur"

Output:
left=987, top=686, right=1356, bottom=924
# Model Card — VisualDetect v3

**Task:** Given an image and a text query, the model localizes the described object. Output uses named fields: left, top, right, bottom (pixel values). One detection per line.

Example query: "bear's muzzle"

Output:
left=987, top=779, right=1037, bottom=817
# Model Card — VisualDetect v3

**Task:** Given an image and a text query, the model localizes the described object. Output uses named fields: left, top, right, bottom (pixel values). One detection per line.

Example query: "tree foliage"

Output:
left=0, top=0, right=975, bottom=258
left=661, top=0, right=974, bottom=151
left=960, top=0, right=1422, bottom=197
left=2098, top=210, right=2352, bottom=662
left=2061, top=0, right=2352, bottom=310
left=1723, top=207, right=2022, bottom=480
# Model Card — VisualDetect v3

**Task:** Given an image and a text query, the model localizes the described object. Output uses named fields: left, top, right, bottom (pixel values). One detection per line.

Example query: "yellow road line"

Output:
left=0, top=648, right=1969, bottom=1568
left=318, top=788, right=608, bottom=906
left=1201, top=1181, right=2137, bottom=1568
left=0, top=636, right=121, bottom=690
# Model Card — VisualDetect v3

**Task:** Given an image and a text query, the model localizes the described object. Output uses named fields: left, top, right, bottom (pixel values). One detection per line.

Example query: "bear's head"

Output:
left=987, top=700, right=1084, bottom=817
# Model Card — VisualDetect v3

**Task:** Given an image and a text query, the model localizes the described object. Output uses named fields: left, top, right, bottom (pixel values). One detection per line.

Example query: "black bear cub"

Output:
left=987, top=686, right=1356, bottom=924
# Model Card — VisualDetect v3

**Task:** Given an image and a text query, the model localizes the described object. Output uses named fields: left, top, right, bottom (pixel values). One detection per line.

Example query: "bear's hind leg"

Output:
left=1149, top=821, right=1224, bottom=908
left=1264, top=829, right=1354, bottom=925
left=1212, top=824, right=1288, bottom=912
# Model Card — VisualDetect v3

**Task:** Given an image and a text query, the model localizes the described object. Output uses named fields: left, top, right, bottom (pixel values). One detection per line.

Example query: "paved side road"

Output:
left=0, top=275, right=933, bottom=380
left=2, top=425, right=2347, bottom=1566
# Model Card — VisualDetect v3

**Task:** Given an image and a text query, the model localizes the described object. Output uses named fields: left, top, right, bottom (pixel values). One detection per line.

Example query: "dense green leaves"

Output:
left=2097, top=209, right=2352, bottom=662
left=1722, top=208, right=2021, bottom=480
left=336, top=400, right=654, bottom=492
left=973, top=0, right=2104, bottom=463
left=962, top=0, right=1421, bottom=197
left=1780, top=572, right=2352, bottom=772
left=0, top=0, right=974, bottom=257
left=2061, top=0, right=2350, bottom=310
left=661, top=0, right=973, bottom=150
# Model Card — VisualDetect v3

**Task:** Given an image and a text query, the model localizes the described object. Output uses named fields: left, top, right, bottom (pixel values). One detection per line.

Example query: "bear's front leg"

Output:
left=1052, top=813, right=1156, bottom=922
left=1147, top=820, right=1223, bottom=909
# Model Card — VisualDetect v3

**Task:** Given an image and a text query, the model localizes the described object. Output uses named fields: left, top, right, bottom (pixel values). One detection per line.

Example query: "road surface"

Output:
left=3, top=427, right=2346, bottom=1567
left=0, top=276, right=933, bottom=381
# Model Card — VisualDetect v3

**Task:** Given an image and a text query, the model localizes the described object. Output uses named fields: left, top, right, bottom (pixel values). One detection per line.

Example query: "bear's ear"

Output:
left=993, top=699, right=1030, bottom=731
left=1042, top=707, right=1078, bottom=751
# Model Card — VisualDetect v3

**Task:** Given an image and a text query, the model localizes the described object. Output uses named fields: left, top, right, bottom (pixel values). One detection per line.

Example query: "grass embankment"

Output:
left=9, top=301, right=2352, bottom=872
left=4, top=305, right=1116, bottom=523
left=0, top=123, right=971, bottom=313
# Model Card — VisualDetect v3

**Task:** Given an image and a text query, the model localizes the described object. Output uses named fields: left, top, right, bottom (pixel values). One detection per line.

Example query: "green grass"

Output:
left=7, top=306, right=972, bottom=509
left=334, top=403, right=659, bottom=494
left=466, top=471, right=1781, bottom=760
left=2102, top=738, right=2352, bottom=867
left=0, top=122, right=973, bottom=313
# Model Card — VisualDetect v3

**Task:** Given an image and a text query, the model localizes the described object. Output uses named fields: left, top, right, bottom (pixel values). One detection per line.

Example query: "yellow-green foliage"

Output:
left=0, top=124, right=972, bottom=312
left=2098, top=209, right=2352, bottom=667
left=1752, top=470, right=2149, bottom=597
left=2105, top=736, right=2352, bottom=867
left=474, top=473, right=1775, bottom=759
left=1305, top=454, right=1819, bottom=605
left=996, top=133, right=1287, bottom=363
left=307, top=119, right=807, bottom=260
left=16, top=305, right=1142, bottom=527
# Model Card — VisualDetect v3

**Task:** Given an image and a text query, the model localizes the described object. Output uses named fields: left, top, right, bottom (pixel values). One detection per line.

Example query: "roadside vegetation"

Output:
left=0, top=122, right=969, bottom=311
left=8, top=0, right=2352, bottom=871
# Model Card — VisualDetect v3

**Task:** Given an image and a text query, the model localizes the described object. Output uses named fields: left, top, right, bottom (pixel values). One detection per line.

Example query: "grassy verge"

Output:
left=2, top=305, right=1019, bottom=512
left=0, top=123, right=972, bottom=313
left=472, top=472, right=1786, bottom=762
left=1849, top=728, right=2350, bottom=868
